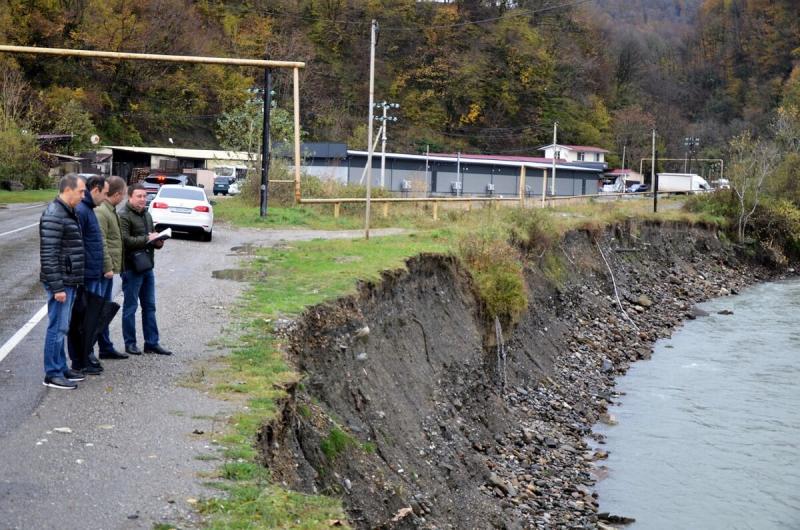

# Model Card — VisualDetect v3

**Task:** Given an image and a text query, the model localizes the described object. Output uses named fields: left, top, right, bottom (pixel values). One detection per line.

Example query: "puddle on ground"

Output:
left=228, top=244, right=258, bottom=255
left=211, top=268, right=267, bottom=282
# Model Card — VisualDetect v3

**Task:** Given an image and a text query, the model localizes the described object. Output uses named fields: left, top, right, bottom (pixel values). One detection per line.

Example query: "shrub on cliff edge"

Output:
left=457, top=226, right=528, bottom=324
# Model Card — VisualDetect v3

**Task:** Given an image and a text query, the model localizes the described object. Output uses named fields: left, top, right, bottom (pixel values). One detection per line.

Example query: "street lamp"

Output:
left=683, top=136, right=700, bottom=172
left=374, top=101, right=399, bottom=188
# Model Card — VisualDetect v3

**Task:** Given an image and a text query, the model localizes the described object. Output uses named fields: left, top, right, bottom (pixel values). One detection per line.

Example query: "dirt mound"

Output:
left=259, top=222, right=787, bottom=529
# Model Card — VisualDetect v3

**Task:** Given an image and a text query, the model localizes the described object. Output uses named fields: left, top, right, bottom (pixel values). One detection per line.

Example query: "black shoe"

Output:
left=43, top=376, right=77, bottom=389
left=81, top=364, right=103, bottom=376
left=64, top=369, right=86, bottom=382
left=99, top=349, right=129, bottom=360
left=125, top=345, right=142, bottom=355
left=87, top=353, right=104, bottom=370
left=144, top=344, right=172, bottom=355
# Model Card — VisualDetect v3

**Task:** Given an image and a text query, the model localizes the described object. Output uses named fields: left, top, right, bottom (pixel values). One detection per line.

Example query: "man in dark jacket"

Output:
left=119, top=183, right=172, bottom=356
left=39, top=174, right=88, bottom=390
left=67, top=175, right=109, bottom=374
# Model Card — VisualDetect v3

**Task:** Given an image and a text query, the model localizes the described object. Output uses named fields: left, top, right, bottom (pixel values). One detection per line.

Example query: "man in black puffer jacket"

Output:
left=39, top=174, right=88, bottom=390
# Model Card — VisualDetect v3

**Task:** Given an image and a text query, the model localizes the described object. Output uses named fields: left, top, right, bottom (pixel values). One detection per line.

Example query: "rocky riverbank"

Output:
left=259, top=221, right=791, bottom=529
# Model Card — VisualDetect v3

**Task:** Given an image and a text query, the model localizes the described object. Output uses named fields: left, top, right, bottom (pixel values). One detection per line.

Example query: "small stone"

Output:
left=53, top=427, right=72, bottom=434
left=637, top=294, right=653, bottom=307
left=355, top=352, right=368, bottom=361
left=599, top=413, right=618, bottom=426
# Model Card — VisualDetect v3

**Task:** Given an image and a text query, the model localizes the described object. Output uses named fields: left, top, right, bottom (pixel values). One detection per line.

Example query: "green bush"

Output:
left=508, top=207, right=557, bottom=253
left=320, top=427, right=356, bottom=461
left=457, top=225, right=528, bottom=324
left=751, top=198, right=800, bottom=260
left=684, top=190, right=738, bottom=220
left=0, top=123, right=47, bottom=189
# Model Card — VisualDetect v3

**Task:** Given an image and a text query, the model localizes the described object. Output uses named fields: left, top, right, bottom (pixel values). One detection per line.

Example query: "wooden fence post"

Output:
left=433, top=201, right=439, bottom=221
left=382, top=202, right=389, bottom=218
left=333, top=203, right=340, bottom=218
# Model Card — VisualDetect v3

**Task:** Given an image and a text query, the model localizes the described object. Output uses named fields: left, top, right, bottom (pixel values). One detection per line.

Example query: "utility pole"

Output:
left=457, top=151, right=462, bottom=195
left=550, top=121, right=558, bottom=196
left=651, top=128, right=656, bottom=209
left=684, top=136, right=700, bottom=173
left=425, top=144, right=430, bottom=193
left=375, top=100, right=399, bottom=188
left=621, top=144, right=627, bottom=192
left=365, top=19, right=377, bottom=240
left=260, top=65, right=272, bottom=217
left=653, top=149, right=659, bottom=213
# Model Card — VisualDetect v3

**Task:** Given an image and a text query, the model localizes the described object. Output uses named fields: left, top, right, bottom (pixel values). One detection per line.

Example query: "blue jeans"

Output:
left=96, top=276, right=117, bottom=352
left=122, top=269, right=159, bottom=348
left=43, top=285, right=77, bottom=379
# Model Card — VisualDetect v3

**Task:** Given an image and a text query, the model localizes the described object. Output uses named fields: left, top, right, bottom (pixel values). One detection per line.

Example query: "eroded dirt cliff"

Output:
left=259, top=222, right=789, bottom=529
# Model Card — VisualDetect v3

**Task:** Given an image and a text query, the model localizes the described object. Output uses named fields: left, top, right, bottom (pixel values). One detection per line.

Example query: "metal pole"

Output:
left=0, top=44, right=305, bottom=68
left=653, top=150, right=659, bottom=213
left=260, top=67, right=272, bottom=217
left=292, top=67, right=301, bottom=203
left=365, top=20, right=377, bottom=240
left=380, top=102, right=387, bottom=188
left=622, top=145, right=626, bottom=171
left=425, top=144, right=430, bottom=194
left=457, top=151, right=461, bottom=196
left=651, top=129, right=656, bottom=210
left=359, top=123, right=382, bottom=184
left=541, top=168, right=547, bottom=207
left=621, top=145, right=627, bottom=193
left=550, top=122, right=557, bottom=196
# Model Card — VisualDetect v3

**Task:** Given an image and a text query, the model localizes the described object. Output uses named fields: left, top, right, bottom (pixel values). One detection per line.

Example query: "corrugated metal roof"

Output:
left=105, top=145, right=254, bottom=160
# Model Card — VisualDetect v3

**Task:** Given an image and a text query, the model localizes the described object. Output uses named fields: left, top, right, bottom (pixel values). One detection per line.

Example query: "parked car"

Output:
left=148, top=184, right=214, bottom=241
left=213, top=176, right=234, bottom=196
left=626, top=183, right=650, bottom=193
left=143, top=174, right=195, bottom=207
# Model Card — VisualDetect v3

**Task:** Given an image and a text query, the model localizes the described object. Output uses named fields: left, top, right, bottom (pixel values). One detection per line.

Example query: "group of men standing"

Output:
left=38, top=174, right=172, bottom=390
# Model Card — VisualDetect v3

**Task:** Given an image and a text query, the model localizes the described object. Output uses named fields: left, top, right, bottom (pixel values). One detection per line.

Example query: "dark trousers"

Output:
left=96, top=276, right=117, bottom=353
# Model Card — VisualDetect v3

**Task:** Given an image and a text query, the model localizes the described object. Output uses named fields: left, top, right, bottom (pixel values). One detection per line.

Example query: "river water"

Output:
left=594, top=278, right=800, bottom=530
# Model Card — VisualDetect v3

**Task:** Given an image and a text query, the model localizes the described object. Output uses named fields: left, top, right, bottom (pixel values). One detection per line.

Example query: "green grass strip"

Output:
left=0, top=189, right=57, bottom=204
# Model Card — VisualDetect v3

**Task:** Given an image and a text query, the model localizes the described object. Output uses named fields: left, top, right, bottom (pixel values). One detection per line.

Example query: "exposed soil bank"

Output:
left=259, top=222, right=793, bottom=529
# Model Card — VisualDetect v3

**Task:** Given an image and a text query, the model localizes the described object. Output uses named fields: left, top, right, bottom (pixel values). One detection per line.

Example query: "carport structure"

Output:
left=0, top=44, right=306, bottom=212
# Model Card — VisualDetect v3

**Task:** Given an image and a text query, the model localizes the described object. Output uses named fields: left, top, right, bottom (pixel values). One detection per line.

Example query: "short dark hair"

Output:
left=86, top=175, right=106, bottom=192
left=107, top=176, right=126, bottom=196
left=128, top=182, right=145, bottom=197
left=59, top=174, right=80, bottom=193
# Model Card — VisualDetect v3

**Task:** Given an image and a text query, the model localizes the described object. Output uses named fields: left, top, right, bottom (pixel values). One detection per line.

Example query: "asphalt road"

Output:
left=0, top=202, right=403, bottom=530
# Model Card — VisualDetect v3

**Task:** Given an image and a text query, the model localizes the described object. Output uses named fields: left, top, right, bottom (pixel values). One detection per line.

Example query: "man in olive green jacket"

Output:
left=95, top=176, right=127, bottom=360
left=119, top=183, right=172, bottom=356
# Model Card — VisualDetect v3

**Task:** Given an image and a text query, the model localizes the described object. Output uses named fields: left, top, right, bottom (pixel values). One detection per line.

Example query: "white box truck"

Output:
left=656, top=173, right=712, bottom=193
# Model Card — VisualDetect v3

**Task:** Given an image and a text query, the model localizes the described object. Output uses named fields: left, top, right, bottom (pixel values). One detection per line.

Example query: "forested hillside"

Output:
left=0, top=0, right=798, bottom=170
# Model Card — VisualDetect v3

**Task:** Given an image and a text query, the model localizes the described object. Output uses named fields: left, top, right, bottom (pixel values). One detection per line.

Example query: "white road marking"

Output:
left=0, top=304, right=47, bottom=364
left=0, top=222, right=38, bottom=238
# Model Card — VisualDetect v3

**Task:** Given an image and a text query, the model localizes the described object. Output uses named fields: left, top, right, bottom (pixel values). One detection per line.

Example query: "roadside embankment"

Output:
left=258, top=220, right=792, bottom=529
